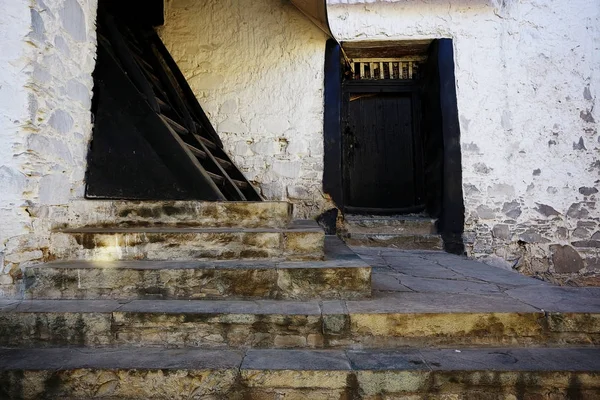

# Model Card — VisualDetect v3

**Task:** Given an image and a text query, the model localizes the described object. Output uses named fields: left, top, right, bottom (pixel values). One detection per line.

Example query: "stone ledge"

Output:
left=44, top=200, right=293, bottom=229
left=47, top=220, right=325, bottom=262
left=25, top=236, right=369, bottom=300
left=344, top=215, right=437, bottom=235
left=344, top=233, right=444, bottom=250
left=0, top=347, right=598, bottom=399
left=0, top=294, right=598, bottom=348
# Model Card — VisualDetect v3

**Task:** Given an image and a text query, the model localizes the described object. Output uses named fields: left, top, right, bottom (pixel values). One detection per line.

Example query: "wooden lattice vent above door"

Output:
left=349, top=56, right=427, bottom=80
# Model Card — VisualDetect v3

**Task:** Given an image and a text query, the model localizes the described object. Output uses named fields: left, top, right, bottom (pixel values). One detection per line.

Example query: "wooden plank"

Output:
left=185, top=143, right=207, bottom=159
left=161, top=114, right=189, bottom=135
left=195, top=134, right=217, bottom=150
left=155, top=97, right=171, bottom=113
left=192, top=134, right=246, bottom=200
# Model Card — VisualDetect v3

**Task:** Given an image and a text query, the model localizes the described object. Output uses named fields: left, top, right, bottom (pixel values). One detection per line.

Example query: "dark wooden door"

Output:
left=342, top=85, right=424, bottom=214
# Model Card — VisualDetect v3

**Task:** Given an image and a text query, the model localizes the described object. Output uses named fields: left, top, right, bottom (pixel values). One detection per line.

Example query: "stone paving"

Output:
left=352, top=245, right=600, bottom=313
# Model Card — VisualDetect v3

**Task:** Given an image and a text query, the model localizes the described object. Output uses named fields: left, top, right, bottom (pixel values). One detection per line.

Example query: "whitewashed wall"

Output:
left=328, top=0, right=600, bottom=284
left=0, top=0, right=97, bottom=295
left=159, top=0, right=330, bottom=218
left=1, top=0, right=598, bottom=289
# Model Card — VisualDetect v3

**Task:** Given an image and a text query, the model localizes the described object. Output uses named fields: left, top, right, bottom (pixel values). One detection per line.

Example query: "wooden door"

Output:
left=342, top=85, right=424, bottom=214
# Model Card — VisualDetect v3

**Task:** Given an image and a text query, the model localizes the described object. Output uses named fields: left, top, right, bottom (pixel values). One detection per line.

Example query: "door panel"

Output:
left=343, top=91, right=422, bottom=213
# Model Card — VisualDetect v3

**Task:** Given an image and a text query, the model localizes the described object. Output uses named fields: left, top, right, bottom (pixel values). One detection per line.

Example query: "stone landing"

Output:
left=2, top=247, right=599, bottom=349
left=342, top=214, right=444, bottom=250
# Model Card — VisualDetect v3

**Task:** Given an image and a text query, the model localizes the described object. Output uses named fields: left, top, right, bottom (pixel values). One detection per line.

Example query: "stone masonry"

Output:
left=0, top=0, right=98, bottom=296
left=1, top=0, right=599, bottom=296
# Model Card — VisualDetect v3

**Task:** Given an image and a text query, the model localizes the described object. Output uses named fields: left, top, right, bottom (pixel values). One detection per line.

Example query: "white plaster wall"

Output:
left=328, top=0, right=600, bottom=283
left=0, top=0, right=32, bottom=281
left=0, top=0, right=97, bottom=294
left=159, top=0, right=330, bottom=218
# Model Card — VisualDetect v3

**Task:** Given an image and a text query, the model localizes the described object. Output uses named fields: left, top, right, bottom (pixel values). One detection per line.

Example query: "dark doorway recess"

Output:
left=343, top=83, right=424, bottom=214
left=323, top=39, right=465, bottom=253
left=86, top=6, right=261, bottom=201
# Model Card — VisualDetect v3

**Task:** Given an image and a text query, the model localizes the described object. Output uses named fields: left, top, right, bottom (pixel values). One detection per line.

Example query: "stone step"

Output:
left=343, top=214, right=437, bottom=235
left=1, top=347, right=598, bottom=399
left=25, top=236, right=371, bottom=300
left=1, top=289, right=598, bottom=349
left=48, top=219, right=324, bottom=262
left=44, top=200, right=293, bottom=229
left=343, top=232, right=444, bottom=250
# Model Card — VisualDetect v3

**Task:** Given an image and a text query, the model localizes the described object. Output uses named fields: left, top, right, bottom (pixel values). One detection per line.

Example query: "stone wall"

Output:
left=158, top=0, right=330, bottom=218
left=0, top=0, right=97, bottom=296
left=328, top=0, right=600, bottom=285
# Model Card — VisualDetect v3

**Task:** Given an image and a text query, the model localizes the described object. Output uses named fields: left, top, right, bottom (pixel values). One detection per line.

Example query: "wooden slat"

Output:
left=207, top=171, right=224, bottom=185
left=194, top=134, right=217, bottom=150
left=215, top=156, right=233, bottom=170
left=232, top=179, right=249, bottom=189
left=161, top=115, right=189, bottom=135
left=190, top=133, right=246, bottom=200
left=185, top=143, right=207, bottom=159
left=207, top=173, right=247, bottom=189
left=155, top=97, right=171, bottom=113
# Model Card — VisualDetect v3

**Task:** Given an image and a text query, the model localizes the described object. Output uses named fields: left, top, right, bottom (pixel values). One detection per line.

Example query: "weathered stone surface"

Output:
left=535, top=203, right=561, bottom=217
left=49, top=222, right=324, bottom=262
left=551, top=245, right=585, bottom=273
left=26, top=235, right=369, bottom=300
left=47, top=201, right=293, bottom=229
left=492, top=224, right=510, bottom=239
left=0, top=348, right=598, bottom=399
left=59, top=0, right=87, bottom=41
left=5, top=249, right=600, bottom=352
left=343, top=215, right=436, bottom=235
left=505, top=286, right=600, bottom=313
left=344, top=233, right=443, bottom=250
left=2, top=284, right=599, bottom=349
left=579, top=187, right=599, bottom=196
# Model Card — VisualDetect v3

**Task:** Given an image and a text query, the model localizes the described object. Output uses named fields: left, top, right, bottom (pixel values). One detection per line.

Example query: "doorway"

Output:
left=323, top=39, right=465, bottom=253
left=342, top=82, right=424, bottom=215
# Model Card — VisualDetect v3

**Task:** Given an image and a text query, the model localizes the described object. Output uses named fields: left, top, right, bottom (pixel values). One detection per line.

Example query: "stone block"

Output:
left=59, top=0, right=87, bottom=41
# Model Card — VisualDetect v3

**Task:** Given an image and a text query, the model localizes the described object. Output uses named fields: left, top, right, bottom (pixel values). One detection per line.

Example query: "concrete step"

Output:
left=48, top=219, right=324, bottom=262
left=25, top=236, right=371, bottom=300
left=343, top=232, right=444, bottom=250
left=45, top=200, right=293, bottom=229
left=1, top=347, right=598, bottom=399
left=344, top=214, right=437, bottom=235
left=1, top=289, right=598, bottom=349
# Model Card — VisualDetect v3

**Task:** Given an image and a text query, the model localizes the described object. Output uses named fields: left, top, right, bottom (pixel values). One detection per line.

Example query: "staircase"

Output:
left=1, top=201, right=599, bottom=399
left=342, top=214, right=444, bottom=250
left=87, top=12, right=262, bottom=201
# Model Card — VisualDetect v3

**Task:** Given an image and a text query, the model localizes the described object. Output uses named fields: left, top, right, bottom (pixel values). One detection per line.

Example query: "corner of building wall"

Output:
left=1, top=0, right=99, bottom=297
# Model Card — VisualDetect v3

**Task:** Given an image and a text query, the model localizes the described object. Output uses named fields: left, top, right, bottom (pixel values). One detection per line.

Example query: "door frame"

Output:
left=322, top=38, right=465, bottom=254
left=341, top=80, right=425, bottom=214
